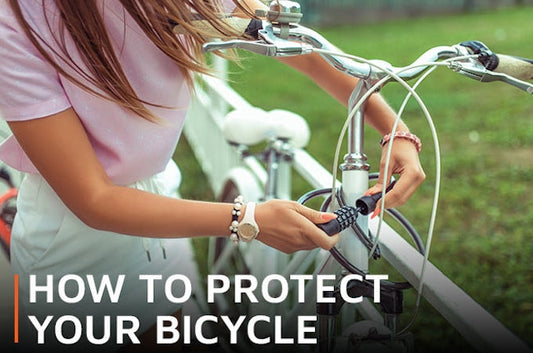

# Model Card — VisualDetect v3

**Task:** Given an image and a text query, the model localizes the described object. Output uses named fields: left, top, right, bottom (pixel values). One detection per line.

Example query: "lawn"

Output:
left=175, top=6, right=533, bottom=352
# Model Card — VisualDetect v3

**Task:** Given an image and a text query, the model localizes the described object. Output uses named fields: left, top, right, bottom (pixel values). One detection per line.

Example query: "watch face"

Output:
left=237, top=223, right=258, bottom=240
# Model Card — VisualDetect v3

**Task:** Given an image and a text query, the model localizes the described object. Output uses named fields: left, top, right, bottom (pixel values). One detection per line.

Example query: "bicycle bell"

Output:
left=256, top=1, right=303, bottom=26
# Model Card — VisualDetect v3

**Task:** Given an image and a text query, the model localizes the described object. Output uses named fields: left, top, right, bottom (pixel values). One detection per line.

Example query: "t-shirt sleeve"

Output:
left=0, top=6, right=71, bottom=121
left=222, top=0, right=238, bottom=13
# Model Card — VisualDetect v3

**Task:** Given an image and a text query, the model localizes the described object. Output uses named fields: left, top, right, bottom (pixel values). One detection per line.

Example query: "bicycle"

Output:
left=178, top=1, right=533, bottom=352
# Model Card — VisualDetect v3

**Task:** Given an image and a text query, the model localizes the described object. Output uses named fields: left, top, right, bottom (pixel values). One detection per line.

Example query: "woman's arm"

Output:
left=8, top=108, right=338, bottom=253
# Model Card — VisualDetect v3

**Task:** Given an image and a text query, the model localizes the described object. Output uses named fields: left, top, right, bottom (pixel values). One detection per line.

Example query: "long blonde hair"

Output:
left=9, top=0, right=254, bottom=122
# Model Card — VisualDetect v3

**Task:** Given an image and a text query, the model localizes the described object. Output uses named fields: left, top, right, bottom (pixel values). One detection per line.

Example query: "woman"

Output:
left=0, top=0, right=424, bottom=351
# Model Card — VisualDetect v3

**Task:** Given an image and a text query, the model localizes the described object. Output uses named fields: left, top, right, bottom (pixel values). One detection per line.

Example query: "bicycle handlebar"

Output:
left=199, top=17, right=533, bottom=94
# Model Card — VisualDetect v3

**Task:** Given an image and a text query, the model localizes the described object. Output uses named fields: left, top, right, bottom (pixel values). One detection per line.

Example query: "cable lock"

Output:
left=316, top=180, right=397, bottom=237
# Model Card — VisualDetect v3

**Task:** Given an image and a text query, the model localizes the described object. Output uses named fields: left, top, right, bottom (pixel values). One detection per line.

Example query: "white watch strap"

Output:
left=237, top=202, right=259, bottom=242
left=242, top=202, right=256, bottom=223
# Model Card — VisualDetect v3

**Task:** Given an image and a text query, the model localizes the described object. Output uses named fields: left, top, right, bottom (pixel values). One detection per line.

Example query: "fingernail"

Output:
left=364, top=190, right=372, bottom=196
left=321, top=213, right=337, bottom=221
left=371, top=208, right=381, bottom=219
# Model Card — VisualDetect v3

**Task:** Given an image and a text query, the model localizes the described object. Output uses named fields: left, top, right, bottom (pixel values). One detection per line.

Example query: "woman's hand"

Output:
left=365, top=138, right=425, bottom=212
left=254, top=200, right=339, bottom=254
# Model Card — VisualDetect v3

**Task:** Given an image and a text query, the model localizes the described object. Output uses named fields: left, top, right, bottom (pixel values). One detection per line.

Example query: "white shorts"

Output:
left=11, top=164, right=201, bottom=352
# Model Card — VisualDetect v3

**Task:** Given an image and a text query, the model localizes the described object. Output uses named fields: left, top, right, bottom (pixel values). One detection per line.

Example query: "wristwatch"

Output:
left=237, top=202, right=260, bottom=242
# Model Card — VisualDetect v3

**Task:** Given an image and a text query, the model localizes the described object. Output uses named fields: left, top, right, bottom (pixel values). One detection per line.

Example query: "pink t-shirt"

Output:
left=0, top=0, right=235, bottom=185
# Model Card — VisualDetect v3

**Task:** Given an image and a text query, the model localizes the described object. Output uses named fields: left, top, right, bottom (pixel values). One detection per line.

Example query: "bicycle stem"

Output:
left=341, top=79, right=371, bottom=173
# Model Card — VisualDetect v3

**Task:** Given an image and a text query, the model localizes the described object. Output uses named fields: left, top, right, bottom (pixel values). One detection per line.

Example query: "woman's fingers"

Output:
left=293, top=203, right=339, bottom=250
left=382, top=168, right=425, bottom=208
left=366, top=138, right=425, bottom=210
left=255, top=200, right=339, bottom=254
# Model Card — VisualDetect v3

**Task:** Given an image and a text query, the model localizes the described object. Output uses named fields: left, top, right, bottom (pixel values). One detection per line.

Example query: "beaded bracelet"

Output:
left=380, top=131, right=422, bottom=153
left=229, top=195, right=244, bottom=244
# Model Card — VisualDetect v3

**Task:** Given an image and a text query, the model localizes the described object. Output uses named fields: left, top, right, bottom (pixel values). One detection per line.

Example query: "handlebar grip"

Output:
left=494, top=54, right=533, bottom=81
left=317, top=206, right=358, bottom=236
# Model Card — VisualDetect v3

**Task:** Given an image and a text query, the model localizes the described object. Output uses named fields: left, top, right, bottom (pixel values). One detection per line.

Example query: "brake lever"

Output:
left=257, top=23, right=314, bottom=56
left=202, top=35, right=313, bottom=57
left=202, top=20, right=313, bottom=57
left=202, top=39, right=277, bottom=56
left=453, top=63, right=533, bottom=94
left=478, top=70, right=533, bottom=94
left=202, top=37, right=312, bottom=57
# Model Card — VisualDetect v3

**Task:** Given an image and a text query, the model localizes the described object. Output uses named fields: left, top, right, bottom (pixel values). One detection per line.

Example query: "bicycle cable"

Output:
left=298, top=186, right=414, bottom=291
left=322, top=187, right=413, bottom=291
left=368, top=65, right=438, bottom=258
left=310, top=48, right=477, bottom=332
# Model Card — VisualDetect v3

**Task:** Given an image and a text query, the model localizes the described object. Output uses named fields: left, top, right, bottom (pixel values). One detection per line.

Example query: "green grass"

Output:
left=175, top=7, right=533, bottom=352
